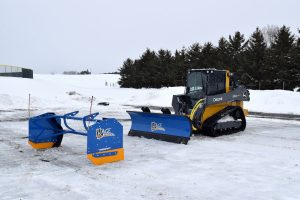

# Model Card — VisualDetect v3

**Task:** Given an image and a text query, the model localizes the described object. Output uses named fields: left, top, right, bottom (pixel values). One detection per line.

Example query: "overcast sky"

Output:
left=0, top=0, right=299, bottom=74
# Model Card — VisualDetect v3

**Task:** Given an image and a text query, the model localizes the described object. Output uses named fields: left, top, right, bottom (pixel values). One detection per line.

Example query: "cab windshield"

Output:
left=186, top=72, right=206, bottom=94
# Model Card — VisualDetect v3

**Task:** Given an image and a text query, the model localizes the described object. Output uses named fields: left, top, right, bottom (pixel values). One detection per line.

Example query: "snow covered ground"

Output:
left=1, top=74, right=300, bottom=200
left=1, top=110, right=300, bottom=200
left=0, top=74, right=299, bottom=115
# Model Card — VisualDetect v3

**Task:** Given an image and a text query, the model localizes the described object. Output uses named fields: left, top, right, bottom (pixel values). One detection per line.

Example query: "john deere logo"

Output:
left=96, top=128, right=115, bottom=139
left=213, top=97, right=223, bottom=102
left=151, top=122, right=165, bottom=132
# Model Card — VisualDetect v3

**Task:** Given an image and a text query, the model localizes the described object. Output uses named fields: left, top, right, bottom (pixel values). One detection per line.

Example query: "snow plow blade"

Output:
left=28, top=111, right=124, bottom=165
left=127, top=111, right=192, bottom=144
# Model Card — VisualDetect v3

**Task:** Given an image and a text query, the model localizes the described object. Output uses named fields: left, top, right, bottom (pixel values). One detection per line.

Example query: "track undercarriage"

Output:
left=199, top=106, right=246, bottom=137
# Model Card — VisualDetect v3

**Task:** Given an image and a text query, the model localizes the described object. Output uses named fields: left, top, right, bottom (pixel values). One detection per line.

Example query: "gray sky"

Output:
left=0, top=0, right=299, bottom=74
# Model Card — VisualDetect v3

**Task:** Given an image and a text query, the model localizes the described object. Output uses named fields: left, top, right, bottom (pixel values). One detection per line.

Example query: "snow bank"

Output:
left=245, top=90, right=300, bottom=114
left=0, top=74, right=299, bottom=115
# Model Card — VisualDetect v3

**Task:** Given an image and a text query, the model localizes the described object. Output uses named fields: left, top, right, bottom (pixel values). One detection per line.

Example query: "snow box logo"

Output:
left=96, top=128, right=115, bottom=139
left=151, top=122, right=165, bottom=132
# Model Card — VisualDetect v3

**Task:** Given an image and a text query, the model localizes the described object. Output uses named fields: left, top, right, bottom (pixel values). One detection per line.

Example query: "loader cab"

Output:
left=186, top=69, right=228, bottom=101
left=172, top=69, right=233, bottom=115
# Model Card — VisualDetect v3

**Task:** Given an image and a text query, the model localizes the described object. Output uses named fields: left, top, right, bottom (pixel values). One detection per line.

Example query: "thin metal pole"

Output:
left=89, top=96, right=94, bottom=116
left=28, top=93, right=31, bottom=118
left=88, top=96, right=94, bottom=128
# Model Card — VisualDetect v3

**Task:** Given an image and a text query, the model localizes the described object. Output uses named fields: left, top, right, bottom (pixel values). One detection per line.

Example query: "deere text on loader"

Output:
left=127, top=69, right=250, bottom=144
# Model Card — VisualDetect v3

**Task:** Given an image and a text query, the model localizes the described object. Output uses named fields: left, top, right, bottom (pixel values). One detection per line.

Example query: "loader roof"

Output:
left=189, top=68, right=227, bottom=72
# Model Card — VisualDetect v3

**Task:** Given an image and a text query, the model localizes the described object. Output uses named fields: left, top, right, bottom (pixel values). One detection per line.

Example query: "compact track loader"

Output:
left=127, top=69, right=250, bottom=144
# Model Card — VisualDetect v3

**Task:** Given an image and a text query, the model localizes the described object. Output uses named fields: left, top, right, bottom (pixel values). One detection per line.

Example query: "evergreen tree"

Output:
left=216, top=37, right=231, bottom=69
left=139, top=49, right=160, bottom=88
left=270, top=26, right=295, bottom=89
left=118, top=58, right=135, bottom=87
left=228, top=31, right=248, bottom=74
left=174, top=48, right=188, bottom=86
left=291, top=29, right=300, bottom=88
left=186, top=43, right=203, bottom=69
left=157, top=49, right=174, bottom=86
left=244, top=27, right=267, bottom=88
left=118, top=26, right=299, bottom=89
left=201, top=42, right=218, bottom=68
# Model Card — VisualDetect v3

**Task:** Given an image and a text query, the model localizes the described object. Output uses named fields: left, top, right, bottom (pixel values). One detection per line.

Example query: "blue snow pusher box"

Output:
left=28, top=111, right=124, bottom=165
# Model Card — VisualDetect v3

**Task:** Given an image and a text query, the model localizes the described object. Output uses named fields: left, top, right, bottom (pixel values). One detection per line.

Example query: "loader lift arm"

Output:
left=172, top=84, right=249, bottom=136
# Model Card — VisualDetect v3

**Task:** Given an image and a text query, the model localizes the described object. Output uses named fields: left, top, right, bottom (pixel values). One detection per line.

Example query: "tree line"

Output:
left=118, top=26, right=300, bottom=90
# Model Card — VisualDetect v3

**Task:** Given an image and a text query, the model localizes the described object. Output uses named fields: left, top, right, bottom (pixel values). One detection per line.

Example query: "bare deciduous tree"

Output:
left=262, top=25, right=280, bottom=47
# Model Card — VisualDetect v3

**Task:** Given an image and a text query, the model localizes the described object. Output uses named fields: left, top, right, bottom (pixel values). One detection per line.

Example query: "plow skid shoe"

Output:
left=127, top=111, right=192, bottom=144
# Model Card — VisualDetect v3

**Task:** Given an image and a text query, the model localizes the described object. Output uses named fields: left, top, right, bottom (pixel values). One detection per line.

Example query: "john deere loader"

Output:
left=127, top=69, right=250, bottom=144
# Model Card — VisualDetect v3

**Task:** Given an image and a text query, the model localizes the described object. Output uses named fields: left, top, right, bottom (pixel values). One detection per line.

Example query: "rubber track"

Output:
left=201, top=106, right=246, bottom=137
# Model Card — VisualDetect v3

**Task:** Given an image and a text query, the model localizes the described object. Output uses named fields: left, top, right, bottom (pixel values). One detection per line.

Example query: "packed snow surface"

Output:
left=1, top=111, right=300, bottom=200
left=1, top=74, right=300, bottom=200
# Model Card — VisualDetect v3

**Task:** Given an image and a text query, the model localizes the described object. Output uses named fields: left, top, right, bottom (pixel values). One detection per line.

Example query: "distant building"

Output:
left=0, top=65, right=33, bottom=79
left=63, top=69, right=92, bottom=75
left=79, top=69, right=91, bottom=75
left=63, top=71, right=79, bottom=75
